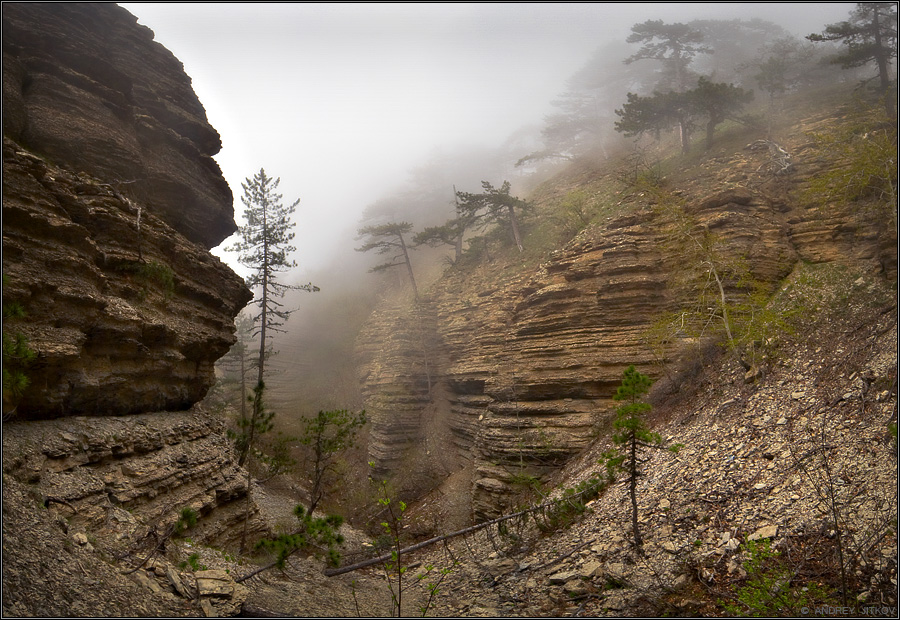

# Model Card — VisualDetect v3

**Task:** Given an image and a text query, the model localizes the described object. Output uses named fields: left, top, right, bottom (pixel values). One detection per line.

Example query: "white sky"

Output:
left=120, top=2, right=855, bottom=280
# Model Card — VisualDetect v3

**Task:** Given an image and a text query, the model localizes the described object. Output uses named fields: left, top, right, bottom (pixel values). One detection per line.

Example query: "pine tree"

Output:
left=615, top=78, right=753, bottom=154
left=689, top=77, right=754, bottom=150
left=355, top=221, right=419, bottom=299
left=624, top=20, right=712, bottom=92
left=603, top=365, right=680, bottom=551
left=298, top=409, right=367, bottom=515
left=413, top=186, right=476, bottom=264
left=228, top=168, right=319, bottom=467
left=808, top=2, right=898, bottom=117
left=456, top=181, right=528, bottom=253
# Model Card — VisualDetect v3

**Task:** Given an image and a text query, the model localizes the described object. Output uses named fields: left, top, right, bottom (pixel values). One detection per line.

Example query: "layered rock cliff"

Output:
left=2, top=3, right=252, bottom=420
left=2, top=5, right=257, bottom=615
left=356, top=106, right=897, bottom=519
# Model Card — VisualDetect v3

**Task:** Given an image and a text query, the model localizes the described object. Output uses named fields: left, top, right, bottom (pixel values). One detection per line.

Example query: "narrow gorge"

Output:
left=2, top=3, right=896, bottom=618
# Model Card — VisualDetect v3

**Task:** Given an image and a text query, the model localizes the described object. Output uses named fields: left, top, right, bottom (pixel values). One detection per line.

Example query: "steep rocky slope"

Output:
left=355, top=99, right=897, bottom=520
left=399, top=263, right=897, bottom=617
left=226, top=263, right=898, bottom=617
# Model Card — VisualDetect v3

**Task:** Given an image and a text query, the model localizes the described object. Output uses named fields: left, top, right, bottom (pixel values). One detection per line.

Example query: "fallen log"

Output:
left=324, top=482, right=604, bottom=577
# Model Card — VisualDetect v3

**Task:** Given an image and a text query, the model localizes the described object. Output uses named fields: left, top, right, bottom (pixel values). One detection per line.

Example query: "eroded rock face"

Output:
left=2, top=4, right=252, bottom=419
left=1, top=407, right=267, bottom=617
left=2, top=2, right=234, bottom=249
left=1, top=409, right=262, bottom=546
left=357, top=179, right=895, bottom=518
left=1, top=6, right=261, bottom=615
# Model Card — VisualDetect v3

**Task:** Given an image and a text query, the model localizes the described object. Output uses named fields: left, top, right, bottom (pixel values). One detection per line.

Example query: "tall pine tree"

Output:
left=808, top=2, right=898, bottom=117
left=228, top=168, right=319, bottom=467
left=355, top=221, right=419, bottom=299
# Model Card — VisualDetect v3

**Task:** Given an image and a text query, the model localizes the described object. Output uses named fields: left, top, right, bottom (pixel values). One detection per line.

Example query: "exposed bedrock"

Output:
left=357, top=183, right=895, bottom=518
left=2, top=4, right=252, bottom=420
left=1, top=408, right=265, bottom=551
left=2, top=2, right=234, bottom=249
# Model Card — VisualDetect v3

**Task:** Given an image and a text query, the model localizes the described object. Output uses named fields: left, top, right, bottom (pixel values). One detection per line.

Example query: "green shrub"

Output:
left=2, top=277, right=35, bottom=417
left=255, top=504, right=345, bottom=569
left=722, top=539, right=835, bottom=617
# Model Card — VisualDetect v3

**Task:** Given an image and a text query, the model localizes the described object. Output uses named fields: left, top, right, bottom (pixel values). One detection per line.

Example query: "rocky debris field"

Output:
left=226, top=262, right=898, bottom=618
left=2, top=258, right=895, bottom=618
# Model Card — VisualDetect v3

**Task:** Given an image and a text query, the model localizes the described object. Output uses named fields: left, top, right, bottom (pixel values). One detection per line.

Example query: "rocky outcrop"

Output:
left=2, top=3, right=252, bottom=420
left=383, top=275, right=897, bottom=617
left=356, top=129, right=896, bottom=517
left=355, top=299, right=455, bottom=490
left=1, top=407, right=265, bottom=618
left=2, top=6, right=262, bottom=615
left=2, top=2, right=234, bottom=249
left=2, top=143, right=250, bottom=418
left=1, top=407, right=265, bottom=549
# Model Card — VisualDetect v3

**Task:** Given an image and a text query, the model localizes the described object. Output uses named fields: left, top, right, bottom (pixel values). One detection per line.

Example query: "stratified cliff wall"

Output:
left=356, top=110, right=897, bottom=518
left=2, top=2, right=234, bottom=248
left=2, top=8, right=260, bottom=614
left=2, top=3, right=252, bottom=420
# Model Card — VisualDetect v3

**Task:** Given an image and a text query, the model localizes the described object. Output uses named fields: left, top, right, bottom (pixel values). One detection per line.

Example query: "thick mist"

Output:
left=120, top=2, right=860, bottom=426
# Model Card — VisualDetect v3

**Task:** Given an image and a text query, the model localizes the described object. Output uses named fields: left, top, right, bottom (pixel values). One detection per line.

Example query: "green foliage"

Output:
left=509, top=472, right=544, bottom=496
left=643, top=190, right=794, bottom=378
left=235, top=381, right=275, bottom=468
left=691, top=77, right=755, bottom=149
left=751, top=37, right=824, bottom=108
left=2, top=277, right=35, bottom=418
left=356, top=221, right=419, bottom=297
left=298, top=409, right=367, bottom=514
left=179, top=552, right=208, bottom=572
left=255, top=504, right=345, bottom=569
left=114, top=260, right=176, bottom=301
left=802, top=106, right=897, bottom=227
left=255, top=431, right=298, bottom=482
left=535, top=474, right=610, bottom=534
left=614, top=90, right=685, bottom=142
left=228, top=167, right=319, bottom=466
left=624, top=19, right=711, bottom=91
left=373, top=479, right=408, bottom=617
left=174, top=507, right=199, bottom=535
left=550, top=188, right=598, bottom=236
left=417, top=562, right=458, bottom=617
left=413, top=221, right=464, bottom=260
left=617, top=147, right=666, bottom=191
left=807, top=2, right=898, bottom=114
left=722, top=539, right=835, bottom=617
left=456, top=180, right=528, bottom=253
left=134, top=261, right=175, bottom=296
left=228, top=168, right=317, bottom=304
left=602, top=366, right=681, bottom=549
left=615, top=77, right=753, bottom=152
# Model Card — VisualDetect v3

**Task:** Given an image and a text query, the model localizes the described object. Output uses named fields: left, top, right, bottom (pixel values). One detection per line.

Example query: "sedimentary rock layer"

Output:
left=357, top=177, right=895, bottom=517
left=1, top=407, right=264, bottom=552
left=2, top=3, right=252, bottom=419
left=2, top=2, right=234, bottom=248
left=2, top=141, right=251, bottom=419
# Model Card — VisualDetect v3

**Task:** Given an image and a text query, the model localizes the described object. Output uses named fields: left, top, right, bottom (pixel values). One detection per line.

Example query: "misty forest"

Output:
left=2, top=2, right=898, bottom=618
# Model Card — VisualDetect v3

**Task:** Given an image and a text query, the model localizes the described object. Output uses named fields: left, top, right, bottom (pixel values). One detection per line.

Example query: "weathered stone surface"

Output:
left=195, top=570, right=236, bottom=597
left=748, top=525, right=778, bottom=541
left=2, top=3, right=252, bottom=420
left=166, top=567, right=190, bottom=599
left=356, top=118, right=896, bottom=517
left=2, top=143, right=251, bottom=419
left=2, top=3, right=235, bottom=248
left=1, top=408, right=266, bottom=550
